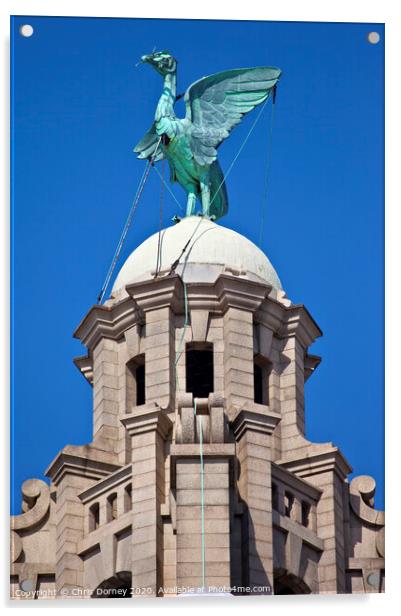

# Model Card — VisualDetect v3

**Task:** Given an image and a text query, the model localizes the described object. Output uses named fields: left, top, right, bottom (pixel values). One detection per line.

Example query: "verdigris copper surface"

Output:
left=135, top=51, right=281, bottom=220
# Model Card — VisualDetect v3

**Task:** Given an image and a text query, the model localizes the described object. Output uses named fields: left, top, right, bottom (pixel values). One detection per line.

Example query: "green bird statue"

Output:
left=134, top=51, right=281, bottom=221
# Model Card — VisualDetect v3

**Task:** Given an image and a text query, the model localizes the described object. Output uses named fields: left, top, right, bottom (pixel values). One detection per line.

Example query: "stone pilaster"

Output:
left=209, top=315, right=225, bottom=397
left=45, top=447, right=120, bottom=596
left=121, top=405, right=172, bottom=597
left=92, top=338, right=121, bottom=454
left=126, top=276, right=182, bottom=411
left=279, top=448, right=352, bottom=593
left=171, top=393, right=234, bottom=592
left=278, top=336, right=306, bottom=456
left=143, top=307, right=175, bottom=408
left=171, top=445, right=235, bottom=592
left=313, top=471, right=348, bottom=593
left=174, top=314, right=192, bottom=396
left=232, top=406, right=280, bottom=594
left=255, top=300, right=321, bottom=460
left=224, top=307, right=254, bottom=411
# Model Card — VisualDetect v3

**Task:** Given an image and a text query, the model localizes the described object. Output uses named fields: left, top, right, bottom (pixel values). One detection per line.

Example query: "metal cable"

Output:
left=168, top=216, right=205, bottom=276
left=155, top=158, right=165, bottom=278
left=97, top=137, right=162, bottom=303
left=172, top=279, right=189, bottom=443
left=259, top=96, right=277, bottom=247
left=194, top=398, right=206, bottom=590
left=152, top=163, right=184, bottom=212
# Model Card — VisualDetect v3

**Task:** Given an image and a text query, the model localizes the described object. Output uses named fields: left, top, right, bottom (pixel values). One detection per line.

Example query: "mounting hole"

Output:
left=367, top=31, right=380, bottom=44
left=19, top=24, right=34, bottom=38
left=20, top=579, right=34, bottom=591
left=366, top=572, right=380, bottom=588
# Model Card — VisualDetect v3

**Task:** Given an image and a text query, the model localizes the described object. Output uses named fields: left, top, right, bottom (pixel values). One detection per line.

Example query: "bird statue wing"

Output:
left=185, top=67, right=281, bottom=166
left=133, top=122, right=165, bottom=162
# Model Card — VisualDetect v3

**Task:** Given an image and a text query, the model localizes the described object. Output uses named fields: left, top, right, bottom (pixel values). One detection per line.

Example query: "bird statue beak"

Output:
left=141, top=55, right=151, bottom=63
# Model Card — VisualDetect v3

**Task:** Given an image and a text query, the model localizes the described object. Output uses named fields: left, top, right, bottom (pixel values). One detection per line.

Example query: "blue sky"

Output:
left=11, top=16, right=384, bottom=512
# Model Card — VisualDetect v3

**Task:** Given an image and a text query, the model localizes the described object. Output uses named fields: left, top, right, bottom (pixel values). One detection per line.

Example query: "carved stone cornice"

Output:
left=78, top=463, right=132, bottom=504
left=255, top=295, right=286, bottom=332
left=278, top=304, right=322, bottom=348
left=73, top=353, right=94, bottom=385
left=277, top=445, right=353, bottom=481
left=271, top=462, right=323, bottom=502
left=256, top=296, right=322, bottom=349
left=231, top=402, right=281, bottom=440
left=170, top=443, right=236, bottom=458
left=45, top=445, right=120, bottom=486
left=180, top=282, right=221, bottom=312
left=161, top=273, right=270, bottom=314
left=304, top=354, right=322, bottom=381
left=73, top=296, right=140, bottom=349
left=73, top=272, right=322, bottom=356
left=169, top=442, right=236, bottom=488
left=191, top=277, right=321, bottom=348
left=213, top=274, right=271, bottom=312
left=127, top=272, right=270, bottom=315
left=126, top=274, right=183, bottom=314
left=120, top=403, right=173, bottom=439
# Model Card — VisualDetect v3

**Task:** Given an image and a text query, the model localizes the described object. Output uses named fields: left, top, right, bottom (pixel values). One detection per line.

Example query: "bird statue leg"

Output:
left=186, top=191, right=197, bottom=217
left=200, top=174, right=211, bottom=218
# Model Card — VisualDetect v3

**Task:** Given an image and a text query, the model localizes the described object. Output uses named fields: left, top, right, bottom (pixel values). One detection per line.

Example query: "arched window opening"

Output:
left=89, top=502, right=100, bottom=532
left=254, top=356, right=271, bottom=405
left=186, top=342, right=214, bottom=399
left=107, top=493, right=118, bottom=522
left=124, top=484, right=132, bottom=513
left=126, top=354, right=145, bottom=409
left=301, top=501, right=311, bottom=528
left=93, top=572, right=132, bottom=598
left=274, top=579, right=296, bottom=595
left=274, top=571, right=311, bottom=595
left=284, top=491, right=294, bottom=518
left=272, top=482, right=279, bottom=511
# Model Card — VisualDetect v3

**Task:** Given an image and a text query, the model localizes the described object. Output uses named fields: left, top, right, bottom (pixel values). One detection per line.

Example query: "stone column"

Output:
left=121, top=405, right=172, bottom=597
left=232, top=408, right=280, bottom=594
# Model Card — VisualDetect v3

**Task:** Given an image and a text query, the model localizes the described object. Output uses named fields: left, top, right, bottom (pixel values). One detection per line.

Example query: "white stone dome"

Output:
left=111, top=216, right=282, bottom=295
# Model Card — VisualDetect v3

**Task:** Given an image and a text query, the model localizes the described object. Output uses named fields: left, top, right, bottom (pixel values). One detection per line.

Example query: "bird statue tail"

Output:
left=209, top=160, right=228, bottom=221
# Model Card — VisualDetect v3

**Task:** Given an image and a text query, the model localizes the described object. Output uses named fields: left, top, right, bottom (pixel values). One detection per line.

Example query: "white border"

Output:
left=2, top=0, right=400, bottom=612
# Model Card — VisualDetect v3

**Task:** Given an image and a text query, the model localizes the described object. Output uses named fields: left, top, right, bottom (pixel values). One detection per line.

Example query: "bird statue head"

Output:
left=141, top=50, right=177, bottom=76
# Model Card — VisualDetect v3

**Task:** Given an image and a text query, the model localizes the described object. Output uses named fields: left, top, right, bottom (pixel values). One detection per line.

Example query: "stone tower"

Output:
left=11, top=216, right=385, bottom=598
